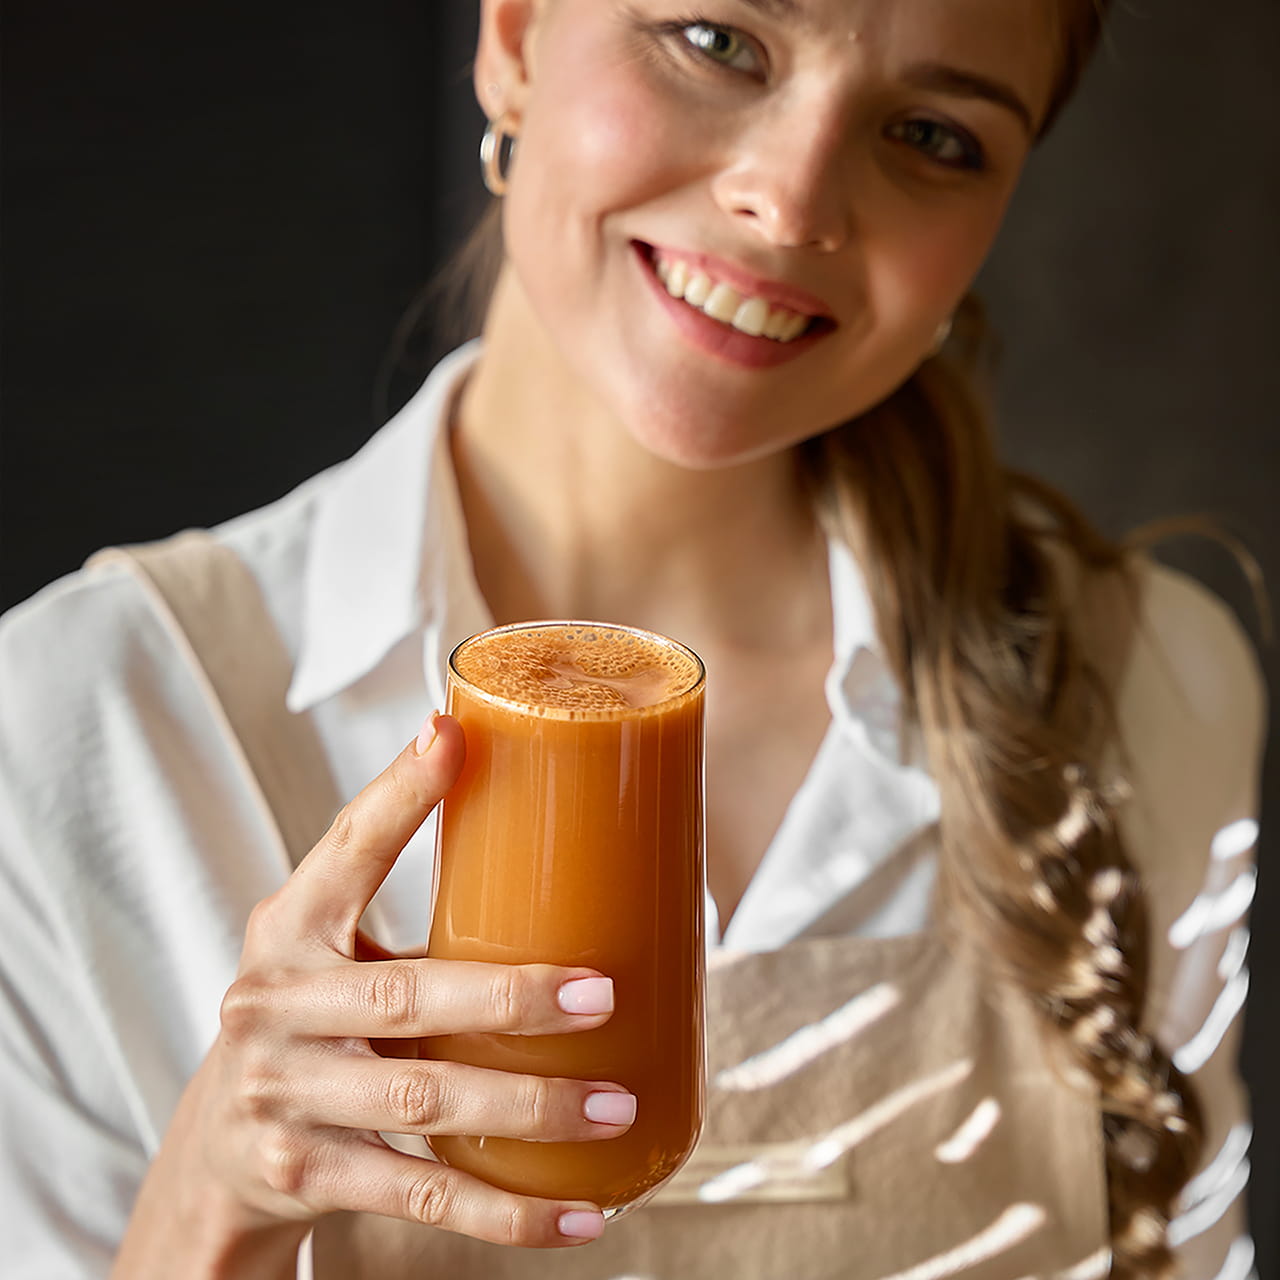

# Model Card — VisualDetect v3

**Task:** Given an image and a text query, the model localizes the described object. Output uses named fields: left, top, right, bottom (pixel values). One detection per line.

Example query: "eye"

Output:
left=887, top=118, right=985, bottom=172
left=676, top=21, right=762, bottom=74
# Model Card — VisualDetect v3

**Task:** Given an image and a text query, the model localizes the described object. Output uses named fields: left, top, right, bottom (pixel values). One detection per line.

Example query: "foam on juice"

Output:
left=452, top=623, right=702, bottom=716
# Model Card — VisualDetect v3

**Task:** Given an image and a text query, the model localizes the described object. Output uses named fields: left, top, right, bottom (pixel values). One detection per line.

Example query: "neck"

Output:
left=451, top=268, right=830, bottom=654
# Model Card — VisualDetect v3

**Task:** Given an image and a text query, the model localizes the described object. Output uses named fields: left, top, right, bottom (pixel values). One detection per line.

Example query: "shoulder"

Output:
left=1119, top=558, right=1266, bottom=770
left=1, top=474, right=321, bottom=694
left=0, top=476, right=326, bottom=821
left=1102, top=560, right=1265, bottom=1008
left=0, top=562, right=158, bottom=756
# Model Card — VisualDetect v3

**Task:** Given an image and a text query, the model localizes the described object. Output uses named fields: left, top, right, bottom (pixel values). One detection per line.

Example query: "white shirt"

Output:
left=0, top=343, right=1264, bottom=1278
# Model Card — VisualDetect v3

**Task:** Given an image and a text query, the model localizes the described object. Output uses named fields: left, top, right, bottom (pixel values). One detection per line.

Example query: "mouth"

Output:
left=632, top=241, right=835, bottom=369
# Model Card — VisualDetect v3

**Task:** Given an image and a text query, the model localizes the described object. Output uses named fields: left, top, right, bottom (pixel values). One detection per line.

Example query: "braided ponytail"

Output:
left=797, top=294, right=1204, bottom=1276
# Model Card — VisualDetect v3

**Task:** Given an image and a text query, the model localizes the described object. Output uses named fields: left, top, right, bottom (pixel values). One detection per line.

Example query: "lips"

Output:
left=633, top=242, right=834, bottom=370
left=656, top=257, right=812, bottom=341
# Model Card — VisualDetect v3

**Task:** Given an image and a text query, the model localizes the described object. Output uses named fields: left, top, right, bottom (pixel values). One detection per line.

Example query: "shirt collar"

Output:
left=825, top=536, right=907, bottom=765
left=286, top=342, right=483, bottom=712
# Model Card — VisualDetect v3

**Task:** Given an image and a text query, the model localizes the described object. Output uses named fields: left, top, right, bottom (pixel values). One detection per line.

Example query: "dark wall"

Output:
left=4, top=0, right=1276, bottom=1267
left=2, top=0, right=485, bottom=590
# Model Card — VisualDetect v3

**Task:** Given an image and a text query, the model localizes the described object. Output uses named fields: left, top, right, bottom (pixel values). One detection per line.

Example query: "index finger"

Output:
left=283, top=711, right=466, bottom=945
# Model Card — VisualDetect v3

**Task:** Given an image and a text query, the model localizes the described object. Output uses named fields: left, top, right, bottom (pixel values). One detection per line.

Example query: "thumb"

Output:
left=282, top=712, right=466, bottom=947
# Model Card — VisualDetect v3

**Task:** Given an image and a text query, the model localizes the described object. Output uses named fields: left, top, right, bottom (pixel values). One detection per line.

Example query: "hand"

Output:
left=114, top=714, right=629, bottom=1277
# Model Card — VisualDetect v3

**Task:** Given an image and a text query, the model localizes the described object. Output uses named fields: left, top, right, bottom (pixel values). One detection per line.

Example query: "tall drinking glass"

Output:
left=425, top=620, right=706, bottom=1217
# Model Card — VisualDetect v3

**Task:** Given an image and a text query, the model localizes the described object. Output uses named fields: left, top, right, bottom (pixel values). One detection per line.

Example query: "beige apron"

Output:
left=102, top=532, right=1113, bottom=1280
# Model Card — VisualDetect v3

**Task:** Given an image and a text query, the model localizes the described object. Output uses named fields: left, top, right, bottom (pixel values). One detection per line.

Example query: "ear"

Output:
left=474, top=0, right=544, bottom=126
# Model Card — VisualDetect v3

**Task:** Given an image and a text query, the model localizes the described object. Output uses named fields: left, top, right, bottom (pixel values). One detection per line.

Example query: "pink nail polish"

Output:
left=584, top=1091, right=637, bottom=1126
left=558, top=1210, right=605, bottom=1240
left=557, top=977, right=614, bottom=1015
left=415, top=711, right=440, bottom=755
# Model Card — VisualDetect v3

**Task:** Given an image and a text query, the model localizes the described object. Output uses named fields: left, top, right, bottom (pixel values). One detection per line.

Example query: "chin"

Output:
left=615, top=370, right=839, bottom=471
left=619, top=403, right=800, bottom=472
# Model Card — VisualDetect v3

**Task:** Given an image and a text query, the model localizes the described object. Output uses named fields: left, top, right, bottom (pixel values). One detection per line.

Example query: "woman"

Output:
left=0, top=0, right=1263, bottom=1277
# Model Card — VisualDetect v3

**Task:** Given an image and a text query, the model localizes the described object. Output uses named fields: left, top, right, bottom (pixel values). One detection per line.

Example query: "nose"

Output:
left=710, top=106, right=853, bottom=252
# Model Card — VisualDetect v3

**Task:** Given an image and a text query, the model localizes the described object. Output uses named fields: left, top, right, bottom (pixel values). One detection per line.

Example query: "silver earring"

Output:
left=480, top=117, right=516, bottom=197
left=929, top=316, right=953, bottom=356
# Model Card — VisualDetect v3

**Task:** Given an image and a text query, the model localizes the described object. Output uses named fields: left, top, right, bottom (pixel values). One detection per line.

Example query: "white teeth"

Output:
left=732, top=296, right=770, bottom=337
left=703, top=282, right=741, bottom=324
left=781, top=312, right=809, bottom=342
left=683, top=271, right=713, bottom=308
left=654, top=254, right=814, bottom=343
left=762, top=307, right=790, bottom=340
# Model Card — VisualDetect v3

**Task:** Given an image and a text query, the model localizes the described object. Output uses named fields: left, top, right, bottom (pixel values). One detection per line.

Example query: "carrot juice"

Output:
left=425, top=621, right=706, bottom=1213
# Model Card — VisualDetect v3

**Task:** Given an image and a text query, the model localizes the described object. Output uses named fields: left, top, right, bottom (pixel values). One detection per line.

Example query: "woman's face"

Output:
left=483, top=0, right=1063, bottom=469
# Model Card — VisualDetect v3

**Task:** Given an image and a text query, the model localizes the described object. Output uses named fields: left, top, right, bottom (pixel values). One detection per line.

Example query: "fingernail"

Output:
left=558, top=1209, right=605, bottom=1240
left=415, top=711, right=440, bottom=756
left=557, top=977, right=613, bottom=1016
left=584, top=1091, right=636, bottom=1126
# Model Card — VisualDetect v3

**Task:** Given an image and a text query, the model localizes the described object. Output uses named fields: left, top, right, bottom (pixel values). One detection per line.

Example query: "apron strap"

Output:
left=86, top=529, right=341, bottom=865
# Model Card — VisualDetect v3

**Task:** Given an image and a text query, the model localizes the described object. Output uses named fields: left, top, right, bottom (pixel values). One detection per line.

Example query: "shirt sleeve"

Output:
left=1112, top=562, right=1266, bottom=1280
left=0, top=775, right=151, bottom=1278
left=0, top=566, right=291, bottom=1276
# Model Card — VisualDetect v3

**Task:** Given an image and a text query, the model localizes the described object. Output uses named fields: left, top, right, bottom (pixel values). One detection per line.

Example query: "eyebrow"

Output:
left=900, top=61, right=1036, bottom=136
left=731, top=0, right=832, bottom=43
left=737, top=0, right=807, bottom=21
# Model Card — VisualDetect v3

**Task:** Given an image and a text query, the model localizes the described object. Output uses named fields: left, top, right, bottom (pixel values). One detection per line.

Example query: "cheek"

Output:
left=569, top=85, right=674, bottom=203
left=864, top=193, right=1012, bottom=323
left=517, top=31, right=698, bottom=232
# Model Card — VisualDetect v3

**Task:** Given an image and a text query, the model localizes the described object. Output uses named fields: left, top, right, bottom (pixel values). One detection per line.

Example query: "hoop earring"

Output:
left=929, top=316, right=953, bottom=357
left=480, top=117, right=516, bottom=197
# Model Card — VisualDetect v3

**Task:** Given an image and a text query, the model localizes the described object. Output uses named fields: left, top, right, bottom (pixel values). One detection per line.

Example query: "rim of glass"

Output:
left=446, top=619, right=706, bottom=720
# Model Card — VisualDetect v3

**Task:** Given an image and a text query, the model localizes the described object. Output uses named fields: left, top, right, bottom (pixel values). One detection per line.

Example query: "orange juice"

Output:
left=425, top=621, right=705, bottom=1211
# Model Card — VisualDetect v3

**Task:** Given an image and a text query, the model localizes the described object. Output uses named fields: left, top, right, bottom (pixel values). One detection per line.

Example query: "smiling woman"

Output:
left=0, top=1, right=1266, bottom=1279
left=470, top=0, right=1057, bottom=470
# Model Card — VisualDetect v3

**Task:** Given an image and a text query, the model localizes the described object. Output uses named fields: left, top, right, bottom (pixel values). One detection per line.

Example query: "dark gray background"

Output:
left=3, top=0, right=1276, bottom=1267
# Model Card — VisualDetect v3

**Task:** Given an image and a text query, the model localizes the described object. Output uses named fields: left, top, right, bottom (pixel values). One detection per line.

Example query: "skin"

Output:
left=113, top=2, right=1063, bottom=1273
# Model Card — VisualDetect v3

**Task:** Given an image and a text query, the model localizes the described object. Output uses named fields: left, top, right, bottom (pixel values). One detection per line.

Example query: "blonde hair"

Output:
left=798, top=294, right=1202, bottom=1278
left=438, top=3, right=1206, bottom=1270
